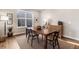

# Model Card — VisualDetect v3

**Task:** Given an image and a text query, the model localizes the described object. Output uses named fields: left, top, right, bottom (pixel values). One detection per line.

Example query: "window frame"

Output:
left=17, top=10, right=33, bottom=28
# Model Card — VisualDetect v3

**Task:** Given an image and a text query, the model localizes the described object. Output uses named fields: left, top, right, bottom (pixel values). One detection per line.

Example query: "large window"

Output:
left=18, top=19, right=25, bottom=26
left=17, top=10, right=33, bottom=28
left=26, top=12, right=32, bottom=27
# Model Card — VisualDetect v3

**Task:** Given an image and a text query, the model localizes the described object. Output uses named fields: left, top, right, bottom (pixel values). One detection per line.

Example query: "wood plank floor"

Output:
left=0, top=34, right=79, bottom=49
left=0, top=37, right=20, bottom=49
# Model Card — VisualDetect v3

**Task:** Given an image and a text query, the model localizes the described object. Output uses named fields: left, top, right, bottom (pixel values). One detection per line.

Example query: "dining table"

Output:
left=32, top=27, right=54, bottom=49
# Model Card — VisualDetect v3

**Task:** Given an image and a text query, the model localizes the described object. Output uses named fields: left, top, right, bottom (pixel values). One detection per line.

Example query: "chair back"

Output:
left=47, top=32, right=53, bottom=40
left=26, top=28, right=32, bottom=35
left=47, top=31, right=59, bottom=41
left=52, top=31, right=59, bottom=41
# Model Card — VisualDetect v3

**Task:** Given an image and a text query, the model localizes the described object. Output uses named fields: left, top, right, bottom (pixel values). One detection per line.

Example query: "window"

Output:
left=26, top=12, right=32, bottom=27
left=17, top=10, right=33, bottom=28
left=26, top=19, right=32, bottom=27
left=18, top=19, right=25, bottom=26
left=17, top=10, right=25, bottom=27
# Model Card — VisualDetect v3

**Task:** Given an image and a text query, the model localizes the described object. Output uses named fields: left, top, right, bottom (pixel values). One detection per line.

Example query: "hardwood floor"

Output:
left=0, top=37, right=20, bottom=49
left=0, top=34, right=79, bottom=49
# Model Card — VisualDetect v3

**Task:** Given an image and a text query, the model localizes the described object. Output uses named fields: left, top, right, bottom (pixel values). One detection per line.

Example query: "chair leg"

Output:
left=27, top=35, right=29, bottom=42
left=56, top=40, right=60, bottom=49
left=53, top=41, right=55, bottom=49
left=55, top=39, right=60, bottom=49
left=42, top=34, right=43, bottom=40
left=52, top=40, right=57, bottom=49
left=31, top=37, right=33, bottom=46
left=26, top=30, right=28, bottom=37
left=37, top=36, right=39, bottom=43
left=54, top=40, right=57, bottom=48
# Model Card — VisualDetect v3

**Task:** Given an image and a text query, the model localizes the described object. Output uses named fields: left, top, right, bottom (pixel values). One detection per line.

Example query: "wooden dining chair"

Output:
left=47, top=31, right=60, bottom=49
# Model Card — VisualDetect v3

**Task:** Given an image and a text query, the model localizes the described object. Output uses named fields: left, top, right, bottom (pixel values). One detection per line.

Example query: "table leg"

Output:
left=42, top=34, right=43, bottom=40
left=44, top=35, right=47, bottom=49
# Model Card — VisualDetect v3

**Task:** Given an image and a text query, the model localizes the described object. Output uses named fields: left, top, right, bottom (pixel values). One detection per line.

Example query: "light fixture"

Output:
left=1, top=16, right=9, bottom=21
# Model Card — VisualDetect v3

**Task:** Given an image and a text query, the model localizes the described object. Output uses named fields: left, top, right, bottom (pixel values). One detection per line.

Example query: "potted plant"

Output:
left=7, top=27, right=13, bottom=37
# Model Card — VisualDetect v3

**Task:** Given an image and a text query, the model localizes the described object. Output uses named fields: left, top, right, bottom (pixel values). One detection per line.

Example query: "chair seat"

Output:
left=32, top=33, right=39, bottom=37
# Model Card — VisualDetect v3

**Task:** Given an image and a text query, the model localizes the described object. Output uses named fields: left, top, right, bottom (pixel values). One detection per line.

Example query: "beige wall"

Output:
left=0, top=9, right=40, bottom=36
left=40, top=9, right=79, bottom=40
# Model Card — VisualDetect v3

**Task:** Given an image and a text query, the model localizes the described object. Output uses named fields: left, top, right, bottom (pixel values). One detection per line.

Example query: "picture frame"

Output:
left=7, top=13, right=13, bottom=25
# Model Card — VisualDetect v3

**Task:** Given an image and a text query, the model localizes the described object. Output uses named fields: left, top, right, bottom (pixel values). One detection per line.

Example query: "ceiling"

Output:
left=22, top=9, right=45, bottom=12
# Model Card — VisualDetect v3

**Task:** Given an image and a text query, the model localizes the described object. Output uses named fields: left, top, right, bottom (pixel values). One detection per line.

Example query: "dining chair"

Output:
left=27, top=28, right=39, bottom=46
left=27, top=29, right=32, bottom=42
left=47, top=31, right=60, bottom=49
left=26, top=28, right=31, bottom=37
left=31, top=29, right=39, bottom=46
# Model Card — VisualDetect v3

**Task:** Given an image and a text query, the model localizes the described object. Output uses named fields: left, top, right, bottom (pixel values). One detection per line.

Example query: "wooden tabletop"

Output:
left=32, top=28, right=55, bottom=36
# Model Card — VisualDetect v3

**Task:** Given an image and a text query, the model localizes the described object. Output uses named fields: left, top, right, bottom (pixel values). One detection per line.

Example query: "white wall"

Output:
left=0, top=9, right=40, bottom=36
left=31, top=10, right=40, bottom=27
left=40, top=9, right=79, bottom=40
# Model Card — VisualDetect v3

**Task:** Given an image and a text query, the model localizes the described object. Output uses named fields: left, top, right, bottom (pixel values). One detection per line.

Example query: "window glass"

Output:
left=26, top=12, right=32, bottom=18
left=26, top=19, right=32, bottom=27
left=17, top=10, right=33, bottom=27
left=18, top=19, right=25, bottom=26
left=17, top=11, right=25, bottom=18
left=18, top=19, right=22, bottom=26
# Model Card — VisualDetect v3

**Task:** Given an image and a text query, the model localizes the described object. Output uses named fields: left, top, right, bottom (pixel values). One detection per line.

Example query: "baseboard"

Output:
left=13, top=32, right=26, bottom=36
left=61, top=35, right=79, bottom=48
left=63, top=35, right=79, bottom=41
